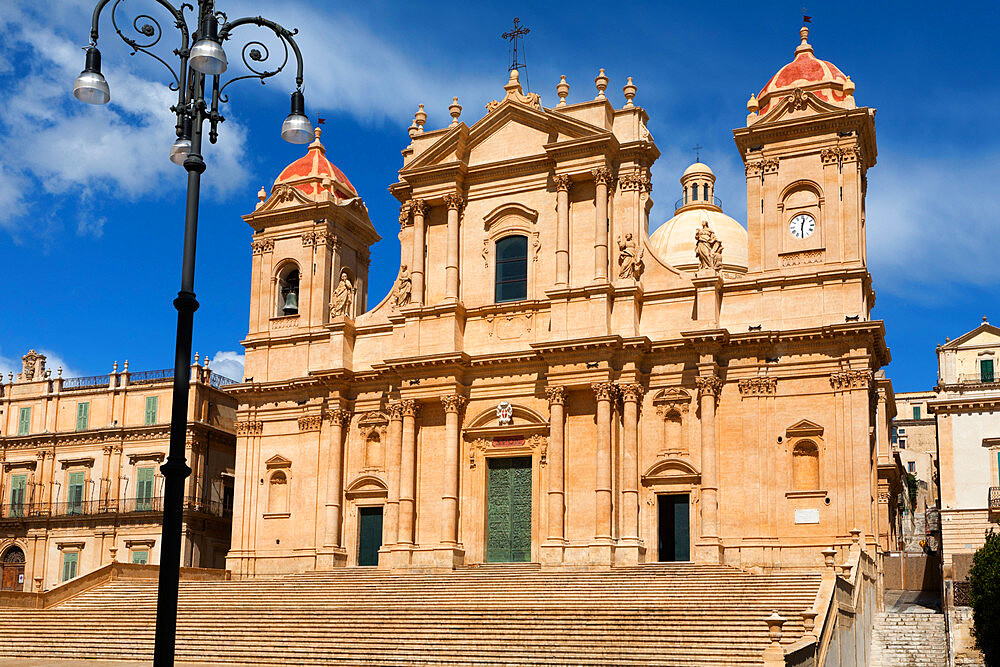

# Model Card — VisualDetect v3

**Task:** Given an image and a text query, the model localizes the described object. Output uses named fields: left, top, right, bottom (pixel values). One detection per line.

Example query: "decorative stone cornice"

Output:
left=400, top=399, right=420, bottom=418
left=829, top=370, right=872, bottom=390
left=443, top=193, right=465, bottom=211
left=619, top=383, right=645, bottom=403
left=440, top=395, right=467, bottom=414
left=553, top=174, right=572, bottom=193
left=251, top=238, right=274, bottom=254
left=591, top=167, right=614, bottom=187
left=234, top=420, right=263, bottom=436
left=695, top=376, right=724, bottom=398
left=545, top=386, right=566, bottom=406
left=298, top=415, right=323, bottom=432
left=591, top=381, right=618, bottom=401
left=325, top=409, right=352, bottom=427
left=409, top=199, right=428, bottom=216
left=738, top=377, right=777, bottom=396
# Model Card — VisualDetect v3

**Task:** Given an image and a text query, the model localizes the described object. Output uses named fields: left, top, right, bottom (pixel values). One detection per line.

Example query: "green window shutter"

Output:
left=981, top=359, right=995, bottom=383
left=131, top=549, right=148, bottom=565
left=17, top=407, right=31, bottom=435
left=912, top=406, right=920, bottom=420
left=137, top=467, right=155, bottom=509
left=10, top=475, right=26, bottom=514
left=62, top=552, right=78, bottom=582
left=145, top=396, right=159, bottom=425
left=68, top=472, right=85, bottom=513
left=76, top=402, right=90, bottom=431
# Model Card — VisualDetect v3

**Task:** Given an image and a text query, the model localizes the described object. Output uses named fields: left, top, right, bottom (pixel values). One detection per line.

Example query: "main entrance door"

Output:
left=486, top=457, right=532, bottom=562
left=1, top=546, right=25, bottom=591
left=357, top=506, right=383, bottom=566
left=657, top=494, right=690, bottom=562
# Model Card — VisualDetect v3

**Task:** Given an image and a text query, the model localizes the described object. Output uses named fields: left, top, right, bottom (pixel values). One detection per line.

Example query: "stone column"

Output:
left=443, top=193, right=463, bottom=302
left=696, top=375, right=723, bottom=540
left=620, top=383, right=644, bottom=542
left=554, top=175, right=572, bottom=286
left=324, top=409, right=351, bottom=548
left=592, top=382, right=616, bottom=541
left=397, top=400, right=420, bottom=545
left=99, top=445, right=113, bottom=507
left=592, top=167, right=613, bottom=282
left=383, top=402, right=403, bottom=549
left=545, top=386, right=567, bottom=542
left=440, top=395, right=467, bottom=545
left=410, top=199, right=428, bottom=305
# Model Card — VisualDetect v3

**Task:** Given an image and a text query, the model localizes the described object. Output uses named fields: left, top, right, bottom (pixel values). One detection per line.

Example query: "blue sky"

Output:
left=0, top=1, right=997, bottom=392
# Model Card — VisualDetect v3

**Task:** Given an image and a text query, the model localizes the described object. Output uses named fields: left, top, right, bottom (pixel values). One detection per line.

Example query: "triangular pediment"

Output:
left=786, top=419, right=824, bottom=437
left=942, top=323, right=1000, bottom=349
left=755, top=88, right=845, bottom=125
left=402, top=101, right=608, bottom=173
left=265, top=455, right=292, bottom=469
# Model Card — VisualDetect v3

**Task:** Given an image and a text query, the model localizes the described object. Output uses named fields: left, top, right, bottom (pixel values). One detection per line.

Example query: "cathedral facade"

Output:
left=226, top=27, right=897, bottom=577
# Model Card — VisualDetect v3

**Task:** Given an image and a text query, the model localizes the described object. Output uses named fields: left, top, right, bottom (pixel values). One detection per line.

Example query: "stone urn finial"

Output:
left=594, top=68, right=609, bottom=100
left=556, top=75, right=569, bottom=106
left=622, top=77, right=637, bottom=108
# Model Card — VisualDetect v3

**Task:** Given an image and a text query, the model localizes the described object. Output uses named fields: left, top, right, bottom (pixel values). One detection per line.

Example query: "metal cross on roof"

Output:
left=692, top=144, right=704, bottom=161
left=502, top=17, right=530, bottom=73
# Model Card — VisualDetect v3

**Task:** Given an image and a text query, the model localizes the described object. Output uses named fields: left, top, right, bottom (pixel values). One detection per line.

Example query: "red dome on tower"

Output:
left=272, top=127, right=358, bottom=201
left=752, top=26, right=855, bottom=116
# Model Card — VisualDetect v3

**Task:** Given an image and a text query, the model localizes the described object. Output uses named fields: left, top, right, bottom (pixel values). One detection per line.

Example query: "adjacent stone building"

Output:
left=225, top=25, right=901, bottom=578
left=893, top=390, right=939, bottom=513
left=0, top=351, right=237, bottom=591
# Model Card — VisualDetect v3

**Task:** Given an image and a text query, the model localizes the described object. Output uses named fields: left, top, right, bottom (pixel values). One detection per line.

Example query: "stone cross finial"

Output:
left=622, top=77, right=637, bottom=108
left=448, top=97, right=462, bottom=127
left=556, top=75, right=569, bottom=106
left=594, top=69, right=609, bottom=100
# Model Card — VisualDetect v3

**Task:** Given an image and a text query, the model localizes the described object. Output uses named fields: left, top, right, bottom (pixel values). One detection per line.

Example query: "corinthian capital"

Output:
left=387, top=401, right=404, bottom=422
left=400, top=399, right=421, bottom=417
left=409, top=199, right=428, bottom=216
left=440, top=395, right=467, bottom=414
left=545, top=386, right=566, bottom=406
left=553, top=174, right=572, bottom=192
left=326, top=409, right=352, bottom=426
left=695, top=375, right=723, bottom=398
left=591, top=381, right=618, bottom=402
left=443, top=193, right=465, bottom=211
left=592, top=167, right=614, bottom=186
left=618, top=383, right=645, bottom=403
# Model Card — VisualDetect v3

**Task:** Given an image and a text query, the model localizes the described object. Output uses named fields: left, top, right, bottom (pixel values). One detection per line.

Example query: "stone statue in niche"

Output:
left=331, top=269, right=355, bottom=317
left=393, top=265, right=412, bottom=309
left=617, top=233, right=644, bottom=280
left=695, top=219, right=724, bottom=272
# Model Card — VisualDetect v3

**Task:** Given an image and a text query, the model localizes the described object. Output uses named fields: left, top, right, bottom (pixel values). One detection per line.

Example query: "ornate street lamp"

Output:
left=74, top=1, right=312, bottom=664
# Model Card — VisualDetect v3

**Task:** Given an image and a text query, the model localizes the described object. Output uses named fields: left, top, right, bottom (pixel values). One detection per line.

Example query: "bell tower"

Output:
left=242, top=128, right=380, bottom=382
left=734, top=26, right=876, bottom=293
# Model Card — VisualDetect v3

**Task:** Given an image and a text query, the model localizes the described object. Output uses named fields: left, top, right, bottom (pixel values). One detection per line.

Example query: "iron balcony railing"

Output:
left=62, top=374, right=110, bottom=390
left=957, top=373, right=999, bottom=384
left=990, top=487, right=1000, bottom=523
left=128, top=368, right=173, bottom=385
left=675, top=195, right=723, bottom=211
left=0, top=495, right=229, bottom=520
left=209, top=372, right=238, bottom=389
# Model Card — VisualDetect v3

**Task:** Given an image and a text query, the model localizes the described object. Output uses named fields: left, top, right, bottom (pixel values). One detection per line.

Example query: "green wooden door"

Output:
left=136, top=467, right=155, bottom=511
left=357, top=507, right=383, bottom=566
left=981, top=359, right=995, bottom=383
left=68, top=472, right=84, bottom=514
left=9, top=475, right=26, bottom=517
left=486, top=457, right=532, bottom=563
left=657, top=494, right=690, bottom=562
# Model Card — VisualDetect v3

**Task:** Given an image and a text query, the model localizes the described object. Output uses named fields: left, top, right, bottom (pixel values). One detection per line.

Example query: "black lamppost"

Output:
left=73, top=1, right=312, bottom=664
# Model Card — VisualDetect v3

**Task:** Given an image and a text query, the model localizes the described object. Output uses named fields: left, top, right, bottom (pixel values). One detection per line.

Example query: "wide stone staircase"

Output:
left=870, top=611, right=947, bottom=667
left=0, top=563, right=822, bottom=665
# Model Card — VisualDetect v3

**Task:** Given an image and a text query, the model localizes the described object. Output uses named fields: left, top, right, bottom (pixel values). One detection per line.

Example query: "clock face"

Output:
left=789, top=213, right=816, bottom=239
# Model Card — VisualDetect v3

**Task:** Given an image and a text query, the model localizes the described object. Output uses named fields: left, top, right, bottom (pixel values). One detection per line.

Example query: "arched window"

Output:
left=495, top=235, right=528, bottom=303
left=276, top=265, right=300, bottom=316
left=792, top=441, right=820, bottom=491
left=268, top=470, right=289, bottom=514
left=703, top=184, right=709, bottom=201
left=691, top=184, right=698, bottom=201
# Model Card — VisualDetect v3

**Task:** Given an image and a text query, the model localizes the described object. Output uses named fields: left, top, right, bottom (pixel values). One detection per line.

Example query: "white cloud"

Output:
left=208, top=350, right=245, bottom=382
left=867, top=152, right=1000, bottom=295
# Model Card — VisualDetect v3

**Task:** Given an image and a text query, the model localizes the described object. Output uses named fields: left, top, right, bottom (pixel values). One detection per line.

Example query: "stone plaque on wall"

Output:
left=794, top=509, right=820, bottom=524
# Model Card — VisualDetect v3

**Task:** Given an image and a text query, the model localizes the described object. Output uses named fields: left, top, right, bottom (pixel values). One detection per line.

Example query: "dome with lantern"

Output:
left=748, top=25, right=855, bottom=117
left=269, top=127, right=358, bottom=202
left=648, top=161, right=748, bottom=274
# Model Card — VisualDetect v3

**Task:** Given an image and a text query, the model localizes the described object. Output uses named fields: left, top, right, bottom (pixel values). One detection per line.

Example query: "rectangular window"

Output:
left=68, top=472, right=85, bottom=515
left=891, top=427, right=898, bottom=444
left=17, top=407, right=31, bottom=436
left=76, top=402, right=90, bottom=431
left=907, top=461, right=916, bottom=473
left=912, top=405, right=921, bottom=420
left=61, top=552, right=78, bottom=582
left=10, top=474, right=27, bottom=517
left=144, top=396, right=159, bottom=426
left=981, top=359, right=995, bottom=383
left=131, top=549, right=149, bottom=565
left=898, top=438, right=907, bottom=450
left=137, top=467, right=155, bottom=511
left=494, top=236, right=528, bottom=303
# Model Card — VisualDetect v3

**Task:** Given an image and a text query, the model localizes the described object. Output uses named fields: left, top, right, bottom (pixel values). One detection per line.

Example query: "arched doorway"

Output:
left=1, top=546, right=25, bottom=591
